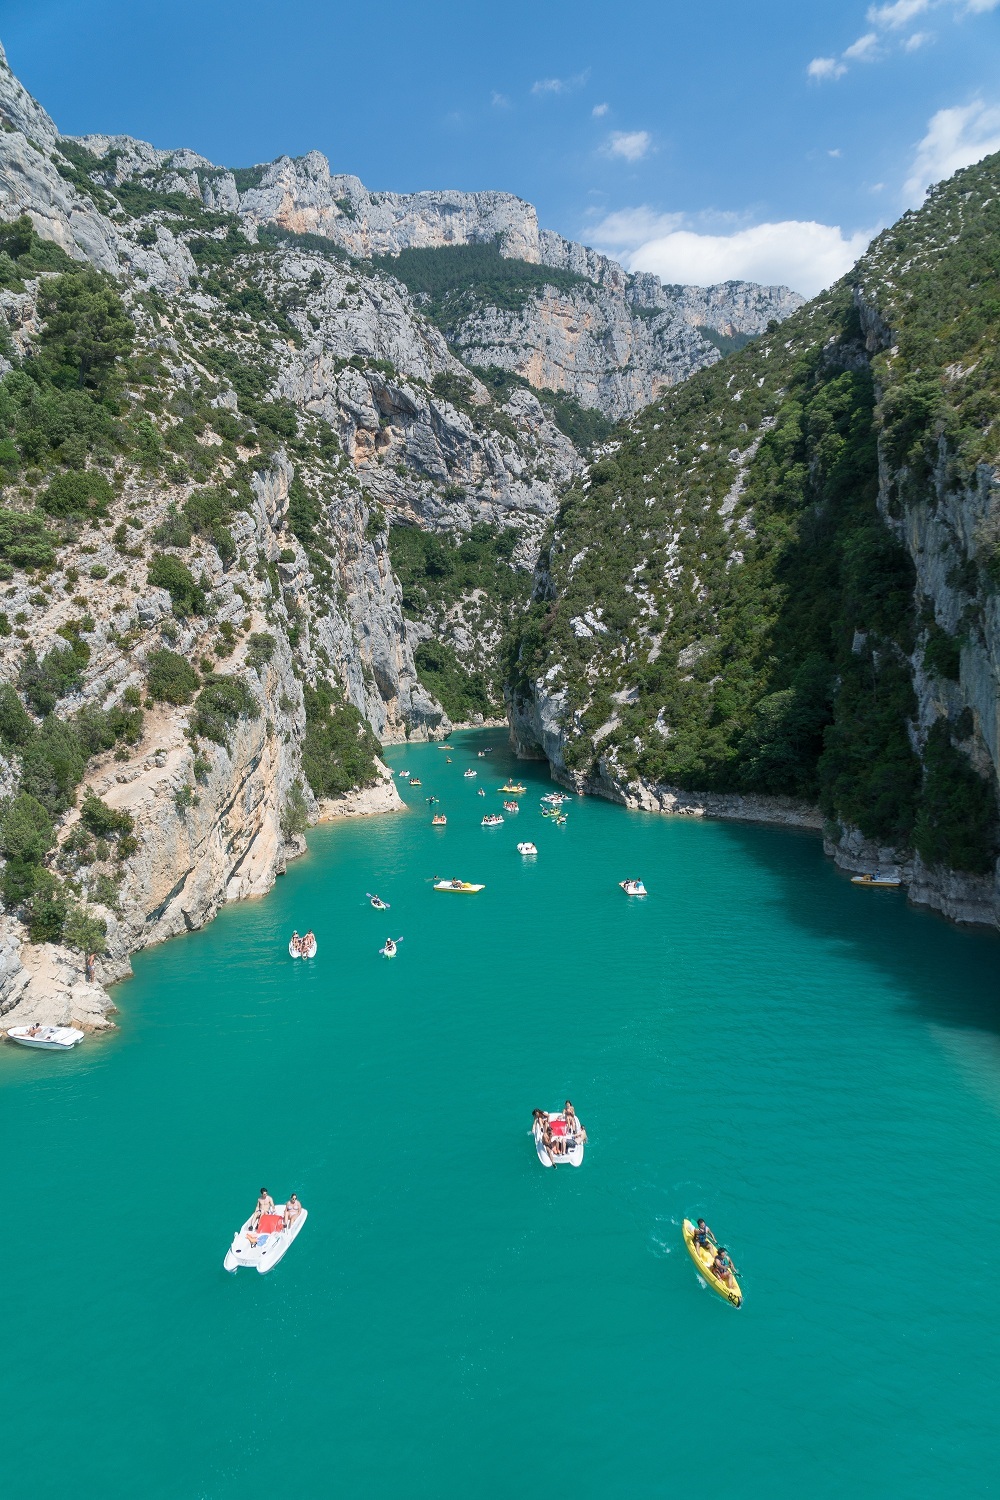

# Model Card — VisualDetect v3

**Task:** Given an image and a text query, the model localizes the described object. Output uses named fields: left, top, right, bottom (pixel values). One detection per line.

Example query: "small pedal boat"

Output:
left=517, top=841, right=538, bottom=855
left=433, top=879, right=484, bottom=893
left=408, top=778, right=422, bottom=787
left=851, top=872, right=902, bottom=888
left=503, top=800, right=519, bottom=812
left=397, top=770, right=410, bottom=778
left=464, top=769, right=477, bottom=779
left=619, top=879, right=647, bottom=896
left=432, top=814, right=447, bottom=825
left=7, top=1024, right=84, bottom=1050
left=499, top=782, right=526, bottom=794
left=682, top=1219, right=742, bottom=1307
left=224, top=1203, right=308, bottom=1274
left=482, top=814, right=504, bottom=826
left=533, top=1111, right=585, bottom=1168
left=289, top=935, right=318, bottom=958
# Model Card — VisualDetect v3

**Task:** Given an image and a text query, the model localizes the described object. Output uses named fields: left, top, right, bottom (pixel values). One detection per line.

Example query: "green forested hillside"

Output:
left=508, top=152, right=1000, bottom=871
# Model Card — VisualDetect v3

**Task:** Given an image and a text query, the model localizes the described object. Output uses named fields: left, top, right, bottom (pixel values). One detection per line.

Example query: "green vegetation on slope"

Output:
left=301, top=681, right=380, bottom=797
left=372, top=240, right=590, bottom=324
left=509, top=151, right=1000, bottom=868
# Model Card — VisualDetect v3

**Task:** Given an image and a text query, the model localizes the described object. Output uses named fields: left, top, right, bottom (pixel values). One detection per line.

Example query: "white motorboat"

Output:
left=398, top=770, right=410, bottom=778
left=464, top=769, right=477, bottom=778
left=289, top=935, right=318, bottom=958
left=7, top=1024, right=85, bottom=1051
left=517, top=841, right=538, bottom=855
left=532, top=1111, right=585, bottom=1168
left=224, top=1202, right=308, bottom=1274
left=619, top=879, right=647, bottom=896
left=851, top=872, right=902, bottom=888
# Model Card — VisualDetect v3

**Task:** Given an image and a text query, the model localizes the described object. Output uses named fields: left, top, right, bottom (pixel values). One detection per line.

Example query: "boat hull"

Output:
left=682, top=1219, right=742, bottom=1307
left=224, top=1205, right=308, bottom=1274
left=6, top=1025, right=85, bottom=1050
left=289, top=939, right=318, bottom=958
left=533, top=1112, right=585, bottom=1168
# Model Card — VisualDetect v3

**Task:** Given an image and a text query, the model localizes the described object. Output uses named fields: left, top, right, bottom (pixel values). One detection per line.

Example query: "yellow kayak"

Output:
left=682, top=1219, right=742, bottom=1307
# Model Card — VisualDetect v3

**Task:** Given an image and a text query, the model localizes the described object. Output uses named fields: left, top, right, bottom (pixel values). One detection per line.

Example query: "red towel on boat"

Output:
left=551, top=1120, right=567, bottom=1135
left=258, top=1213, right=284, bottom=1233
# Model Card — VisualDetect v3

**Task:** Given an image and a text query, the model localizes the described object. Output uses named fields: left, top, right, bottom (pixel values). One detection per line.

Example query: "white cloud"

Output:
left=807, top=56, right=847, bottom=79
left=903, top=29, right=933, bottom=46
left=867, top=0, right=929, bottom=25
left=903, top=98, right=1000, bottom=201
left=590, top=211, right=873, bottom=297
left=592, top=102, right=609, bottom=117
left=844, top=31, right=882, bottom=59
left=491, top=91, right=510, bottom=108
left=604, top=130, right=652, bottom=162
left=586, top=206, right=685, bottom=248
left=531, top=70, right=590, bottom=96
left=828, top=147, right=843, bottom=157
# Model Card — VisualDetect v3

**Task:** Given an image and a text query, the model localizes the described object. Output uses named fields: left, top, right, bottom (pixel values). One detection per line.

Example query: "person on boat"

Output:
left=251, top=1188, right=274, bottom=1229
left=302, top=931, right=315, bottom=953
left=290, top=930, right=301, bottom=953
left=711, top=1249, right=736, bottom=1289
left=283, top=1193, right=302, bottom=1229
left=450, top=878, right=464, bottom=889
left=563, top=1100, right=587, bottom=1144
left=27, top=1022, right=42, bottom=1037
left=692, top=1218, right=716, bottom=1253
left=384, top=939, right=396, bottom=956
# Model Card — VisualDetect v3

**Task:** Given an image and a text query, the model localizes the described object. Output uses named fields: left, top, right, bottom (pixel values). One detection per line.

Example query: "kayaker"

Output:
left=692, top=1218, right=716, bottom=1252
left=252, top=1187, right=274, bottom=1229
left=711, top=1249, right=736, bottom=1289
left=283, top=1193, right=302, bottom=1229
left=564, top=1101, right=588, bottom=1144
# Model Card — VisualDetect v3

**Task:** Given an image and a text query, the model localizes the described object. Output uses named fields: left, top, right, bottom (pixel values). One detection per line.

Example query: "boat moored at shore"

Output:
left=7, top=1024, right=85, bottom=1050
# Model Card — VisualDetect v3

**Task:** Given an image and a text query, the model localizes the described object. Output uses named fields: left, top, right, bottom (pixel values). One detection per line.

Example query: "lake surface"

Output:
left=4, top=729, right=999, bottom=1498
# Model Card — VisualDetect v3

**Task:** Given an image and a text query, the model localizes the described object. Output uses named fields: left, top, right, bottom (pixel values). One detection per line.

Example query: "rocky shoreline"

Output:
left=523, top=745, right=1000, bottom=931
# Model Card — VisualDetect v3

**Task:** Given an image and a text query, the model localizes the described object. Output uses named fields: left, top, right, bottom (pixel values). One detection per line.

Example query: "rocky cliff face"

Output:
left=509, top=152, right=1000, bottom=929
left=0, top=42, right=592, bottom=1029
left=62, top=136, right=801, bottom=423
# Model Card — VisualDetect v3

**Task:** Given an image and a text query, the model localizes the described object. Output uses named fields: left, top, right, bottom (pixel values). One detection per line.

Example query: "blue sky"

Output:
left=2, top=0, right=999, bottom=294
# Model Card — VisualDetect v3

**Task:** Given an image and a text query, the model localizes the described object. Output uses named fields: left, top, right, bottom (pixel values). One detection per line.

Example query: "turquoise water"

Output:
left=4, top=729, right=1000, bottom=1498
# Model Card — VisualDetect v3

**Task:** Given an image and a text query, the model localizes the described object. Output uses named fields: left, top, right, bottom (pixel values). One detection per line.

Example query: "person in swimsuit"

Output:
left=283, top=1193, right=302, bottom=1229
left=563, top=1101, right=587, bottom=1145
left=291, top=931, right=301, bottom=954
left=251, top=1187, right=273, bottom=1229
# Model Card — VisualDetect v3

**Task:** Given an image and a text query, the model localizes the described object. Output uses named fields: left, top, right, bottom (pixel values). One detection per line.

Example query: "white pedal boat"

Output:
left=289, top=936, right=318, bottom=958
left=619, top=879, right=647, bottom=896
left=7, top=1024, right=85, bottom=1050
left=224, top=1203, right=308, bottom=1273
left=517, top=842, right=538, bottom=855
left=533, top=1111, right=585, bottom=1168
